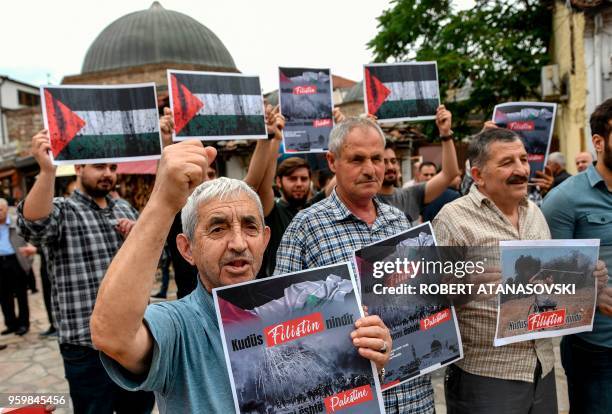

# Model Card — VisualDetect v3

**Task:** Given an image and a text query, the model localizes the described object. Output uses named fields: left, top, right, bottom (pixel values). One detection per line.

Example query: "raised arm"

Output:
left=22, top=130, right=57, bottom=221
left=243, top=105, right=285, bottom=216
left=423, top=105, right=461, bottom=204
left=90, top=140, right=216, bottom=375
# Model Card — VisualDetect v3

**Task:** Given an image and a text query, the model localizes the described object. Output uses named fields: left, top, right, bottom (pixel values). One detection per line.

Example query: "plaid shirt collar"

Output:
left=328, top=188, right=405, bottom=230
left=468, top=184, right=529, bottom=208
left=71, top=189, right=116, bottom=211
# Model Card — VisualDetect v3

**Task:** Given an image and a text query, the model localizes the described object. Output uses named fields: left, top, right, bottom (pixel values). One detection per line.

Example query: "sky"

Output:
left=0, top=0, right=474, bottom=93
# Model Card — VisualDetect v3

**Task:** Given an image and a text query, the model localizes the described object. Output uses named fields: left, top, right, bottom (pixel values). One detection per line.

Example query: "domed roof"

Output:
left=81, top=2, right=237, bottom=73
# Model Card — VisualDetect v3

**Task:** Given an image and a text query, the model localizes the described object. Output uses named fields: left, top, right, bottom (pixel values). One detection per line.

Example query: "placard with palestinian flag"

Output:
left=364, top=62, right=440, bottom=123
left=168, top=69, right=267, bottom=141
left=213, top=262, right=385, bottom=414
left=40, top=84, right=162, bottom=165
left=492, top=102, right=557, bottom=180
left=278, top=67, right=334, bottom=153
left=353, top=222, right=463, bottom=390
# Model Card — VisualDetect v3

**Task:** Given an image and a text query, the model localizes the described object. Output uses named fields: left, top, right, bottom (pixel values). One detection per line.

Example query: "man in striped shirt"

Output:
left=433, top=128, right=607, bottom=413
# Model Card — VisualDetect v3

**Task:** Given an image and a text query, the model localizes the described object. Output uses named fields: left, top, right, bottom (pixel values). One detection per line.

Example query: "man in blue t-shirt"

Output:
left=90, top=140, right=393, bottom=413
left=542, top=98, right=612, bottom=414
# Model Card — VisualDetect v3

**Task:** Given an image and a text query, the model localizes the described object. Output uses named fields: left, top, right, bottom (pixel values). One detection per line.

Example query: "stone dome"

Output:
left=81, top=2, right=237, bottom=73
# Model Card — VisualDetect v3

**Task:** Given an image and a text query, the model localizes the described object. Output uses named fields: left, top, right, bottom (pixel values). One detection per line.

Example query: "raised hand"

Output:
left=31, top=129, right=56, bottom=174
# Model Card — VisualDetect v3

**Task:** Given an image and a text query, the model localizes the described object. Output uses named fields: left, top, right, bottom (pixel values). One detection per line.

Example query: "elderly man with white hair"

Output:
left=547, top=151, right=572, bottom=188
left=91, top=140, right=391, bottom=413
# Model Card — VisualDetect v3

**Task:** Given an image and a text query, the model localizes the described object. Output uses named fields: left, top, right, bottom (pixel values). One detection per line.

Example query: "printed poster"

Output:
left=279, top=67, right=334, bottom=153
left=364, top=62, right=440, bottom=123
left=40, top=84, right=162, bottom=165
left=168, top=69, right=267, bottom=141
left=213, top=263, right=385, bottom=414
left=492, top=102, right=557, bottom=179
left=494, top=239, right=599, bottom=347
left=353, top=223, right=463, bottom=390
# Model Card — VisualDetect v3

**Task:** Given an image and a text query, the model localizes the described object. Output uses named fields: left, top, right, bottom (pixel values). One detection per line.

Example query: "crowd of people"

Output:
left=0, top=97, right=610, bottom=414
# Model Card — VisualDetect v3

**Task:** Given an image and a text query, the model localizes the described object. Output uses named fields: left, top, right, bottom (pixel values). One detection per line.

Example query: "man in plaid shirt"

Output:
left=17, top=129, right=154, bottom=414
left=275, top=117, right=435, bottom=414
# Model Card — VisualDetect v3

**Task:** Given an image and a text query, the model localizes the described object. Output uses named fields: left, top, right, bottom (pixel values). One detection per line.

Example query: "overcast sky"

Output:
left=1, top=0, right=473, bottom=92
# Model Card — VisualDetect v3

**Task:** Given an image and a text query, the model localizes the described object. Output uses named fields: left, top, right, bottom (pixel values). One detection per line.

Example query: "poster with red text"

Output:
left=213, top=263, right=384, bottom=414
left=494, top=239, right=599, bottom=347
left=353, top=222, right=463, bottom=390
left=279, top=67, right=334, bottom=153
left=492, top=102, right=557, bottom=180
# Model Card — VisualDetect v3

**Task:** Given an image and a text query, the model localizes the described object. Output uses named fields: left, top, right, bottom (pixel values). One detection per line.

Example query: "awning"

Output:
left=116, top=160, right=158, bottom=175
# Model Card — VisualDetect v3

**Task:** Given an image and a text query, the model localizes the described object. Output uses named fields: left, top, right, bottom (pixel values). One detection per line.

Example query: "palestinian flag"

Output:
left=364, top=62, right=440, bottom=122
left=41, top=84, right=161, bottom=164
left=168, top=70, right=267, bottom=141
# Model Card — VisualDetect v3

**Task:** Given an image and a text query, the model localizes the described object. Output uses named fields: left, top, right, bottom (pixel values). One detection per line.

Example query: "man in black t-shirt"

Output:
left=257, top=157, right=311, bottom=278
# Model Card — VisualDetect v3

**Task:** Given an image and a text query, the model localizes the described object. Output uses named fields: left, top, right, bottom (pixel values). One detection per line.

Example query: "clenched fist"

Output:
left=150, top=140, right=217, bottom=214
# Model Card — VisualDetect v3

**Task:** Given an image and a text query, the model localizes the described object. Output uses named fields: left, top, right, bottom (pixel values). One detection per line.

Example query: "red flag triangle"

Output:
left=44, top=90, right=85, bottom=158
left=365, top=68, right=391, bottom=115
left=279, top=70, right=292, bottom=84
left=171, top=74, right=204, bottom=134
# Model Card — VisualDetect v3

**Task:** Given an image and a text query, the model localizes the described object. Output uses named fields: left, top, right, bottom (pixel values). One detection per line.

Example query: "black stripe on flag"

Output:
left=45, top=86, right=158, bottom=112
left=173, top=73, right=262, bottom=95
left=279, top=67, right=330, bottom=78
left=366, top=64, right=438, bottom=84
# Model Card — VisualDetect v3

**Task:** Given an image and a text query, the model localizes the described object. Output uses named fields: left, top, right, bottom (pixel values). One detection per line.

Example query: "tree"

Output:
left=368, top=0, right=552, bottom=135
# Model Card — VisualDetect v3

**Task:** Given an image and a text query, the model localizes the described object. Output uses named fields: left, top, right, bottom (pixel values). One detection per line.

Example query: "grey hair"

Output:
left=467, top=128, right=522, bottom=168
left=548, top=152, right=566, bottom=168
left=181, top=177, right=264, bottom=241
left=328, top=117, right=386, bottom=156
left=0, top=198, right=7, bottom=208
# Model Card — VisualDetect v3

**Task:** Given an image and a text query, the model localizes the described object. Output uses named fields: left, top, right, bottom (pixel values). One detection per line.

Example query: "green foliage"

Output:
left=368, top=0, right=552, bottom=136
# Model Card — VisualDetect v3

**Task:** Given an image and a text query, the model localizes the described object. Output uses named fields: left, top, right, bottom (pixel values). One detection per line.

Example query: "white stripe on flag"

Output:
left=384, top=80, right=439, bottom=101
left=195, top=94, right=264, bottom=116
left=75, top=109, right=159, bottom=136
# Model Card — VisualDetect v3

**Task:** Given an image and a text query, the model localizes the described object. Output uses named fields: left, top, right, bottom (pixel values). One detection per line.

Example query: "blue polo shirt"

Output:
left=100, top=281, right=234, bottom=413
left=542, top=165, right=612, bottom=348
left=0, top=216, right=15, bottom=256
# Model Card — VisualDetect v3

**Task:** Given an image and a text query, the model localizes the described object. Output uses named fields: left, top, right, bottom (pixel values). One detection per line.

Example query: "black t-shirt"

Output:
left=257, top=199, right=299, bottom=279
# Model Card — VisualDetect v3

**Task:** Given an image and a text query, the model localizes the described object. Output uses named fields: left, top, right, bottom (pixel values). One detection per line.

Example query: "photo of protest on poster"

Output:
left=364, top=62, right=440, bottom=123
left=494, top=240, right=600, bottom=347
left=168, top=69, right=267, bottom=141
left=353, top=223, right=463, bottom=389
left=279, top=67, right=334, bottom=153
left=213, top=263, right=385, bottom=414
left=492, top=102, right=557, bottom=180
left=40, top=84, right=162, bottom=165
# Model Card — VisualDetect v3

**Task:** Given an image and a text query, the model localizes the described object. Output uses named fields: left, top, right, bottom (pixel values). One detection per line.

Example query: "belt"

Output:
left=0, top=254, right=17, bottom=262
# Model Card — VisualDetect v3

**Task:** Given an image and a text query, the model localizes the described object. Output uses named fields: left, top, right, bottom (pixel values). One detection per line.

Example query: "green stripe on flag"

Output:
left=55, top=133, right=161, bottom=161
left=376, top=99, right=439, bottom=120
left=177, top=115, right=266, bottom=137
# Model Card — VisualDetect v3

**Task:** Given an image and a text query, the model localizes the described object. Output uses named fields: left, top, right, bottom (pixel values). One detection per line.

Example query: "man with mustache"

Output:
left=274, top=117, right=435, bottom=413
left=378, top=105, right=461, bottom=223
left=542, top=98, right=612, bottom=414
left=432, top=127, right=608, bottom=413
left=17, top=130, right=154, bottom=414
left=90, top=140, right=391, bottom=413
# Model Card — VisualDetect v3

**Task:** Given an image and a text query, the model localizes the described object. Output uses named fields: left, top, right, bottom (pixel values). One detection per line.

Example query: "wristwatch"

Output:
left=440, top=131, right=455, bottom=142
left=379, top=367, right=386, bottom=382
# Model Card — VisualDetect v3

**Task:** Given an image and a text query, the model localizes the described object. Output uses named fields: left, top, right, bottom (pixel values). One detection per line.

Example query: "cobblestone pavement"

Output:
left=1, top=268, right=569, bottom=413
